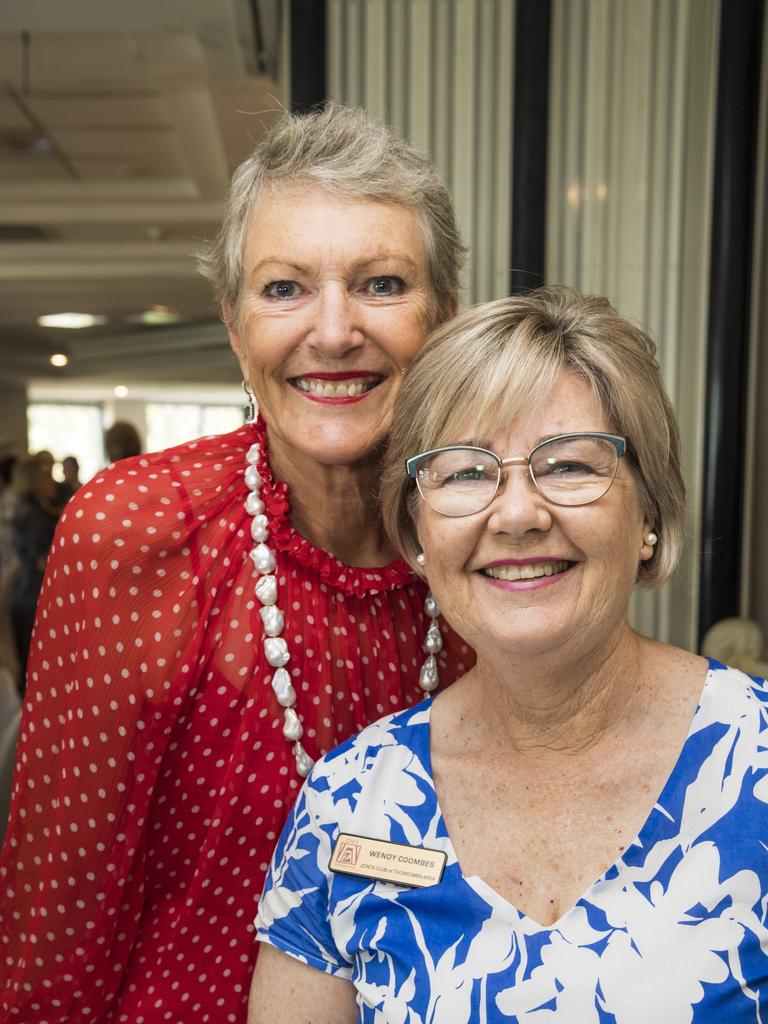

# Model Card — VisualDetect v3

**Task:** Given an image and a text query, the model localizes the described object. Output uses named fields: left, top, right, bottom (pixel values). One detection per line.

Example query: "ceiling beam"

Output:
left=0, top=180, right=202, bottom=200
left=0, top=200, right=224, bottom=224
left=0, top=241, right=202, bottom=258
left=0, top=260, right=200, bottom=281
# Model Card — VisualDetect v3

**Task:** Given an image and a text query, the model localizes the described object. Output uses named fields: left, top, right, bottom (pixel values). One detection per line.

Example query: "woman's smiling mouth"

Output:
left=481, top=560, right=574, bottom=582
left=290, top=373, right=384, bottom=400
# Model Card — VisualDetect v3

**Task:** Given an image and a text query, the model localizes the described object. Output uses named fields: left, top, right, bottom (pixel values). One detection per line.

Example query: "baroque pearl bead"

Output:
left=294, top=742, right=314, bottom=778
left=255, top=574, right=277, bottom=606
left=250, top=514, right=269, bottom=542
left=264, top=637, right=290, bottom=667
left=424, top=621, right=443, bottom=654
left=260, top=605, right=284, bottom=637
left=245, top=465, right=263, bottom=490
left=251, top=543, right=276, bottom=574
left=420, top=655, right=439, bottom=692
left=271, top=668, right=296, bottom=707
left=245, top=492, right=265, bottom=516
left=424, top=594, right=440, bottom=618
left=246, top=443, right=261, bottom=464
left=282, top=707, right=303, bottom=741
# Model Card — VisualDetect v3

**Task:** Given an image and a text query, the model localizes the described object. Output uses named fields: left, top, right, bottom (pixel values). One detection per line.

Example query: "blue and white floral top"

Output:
left=256, top=662, right=768, bottom=1022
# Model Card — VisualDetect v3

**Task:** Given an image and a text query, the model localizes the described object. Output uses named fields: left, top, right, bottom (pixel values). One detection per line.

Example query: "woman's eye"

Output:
left=365, top=276, right=405, bottom=296
left=546, top=460, right=594, bottom=476
left=445, top=467, right=486, bottom=484
left=425, top=464, right=490, bottom=487
left=264, top=280, right=300, bottom=300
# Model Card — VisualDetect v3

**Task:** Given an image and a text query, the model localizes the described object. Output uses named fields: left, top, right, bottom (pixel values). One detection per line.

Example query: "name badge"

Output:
left=330, top=833, right=447, bottom=888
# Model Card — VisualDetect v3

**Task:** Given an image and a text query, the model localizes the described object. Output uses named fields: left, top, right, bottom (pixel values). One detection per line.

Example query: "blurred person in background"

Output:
left=33, top=449, right=55, bottom=483
left=0, top=103, right=472, bottom=1023
left=55, top=455, right=82, bottom=506
left=104, top=420, right=142, bottom=462
left=0, top=448, right=18, bottom=573
left=8, top=456, right=58, bottom=686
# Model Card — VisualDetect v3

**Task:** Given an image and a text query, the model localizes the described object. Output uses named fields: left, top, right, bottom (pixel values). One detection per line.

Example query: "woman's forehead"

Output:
left=432, top=371, right=612, bottom=449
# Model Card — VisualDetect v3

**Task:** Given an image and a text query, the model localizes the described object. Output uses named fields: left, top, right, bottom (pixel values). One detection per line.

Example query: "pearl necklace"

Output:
left=244, top=439, right=442, bottom=778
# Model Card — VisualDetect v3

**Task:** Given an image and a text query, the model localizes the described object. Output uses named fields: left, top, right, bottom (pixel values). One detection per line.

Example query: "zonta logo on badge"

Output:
left=335, top=837, right=361, bottom=866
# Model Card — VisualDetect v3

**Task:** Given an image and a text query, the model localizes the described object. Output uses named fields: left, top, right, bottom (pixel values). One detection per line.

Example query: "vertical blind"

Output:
left=547, top=0, right=721, bottom=648
left=328, top=0, right=515, bottom=306
left=327, top=0, right=723, bottom=650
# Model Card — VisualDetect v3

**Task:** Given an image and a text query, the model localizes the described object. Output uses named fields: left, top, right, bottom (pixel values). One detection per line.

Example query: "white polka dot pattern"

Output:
left=0, top=420, right=473, bottom=1023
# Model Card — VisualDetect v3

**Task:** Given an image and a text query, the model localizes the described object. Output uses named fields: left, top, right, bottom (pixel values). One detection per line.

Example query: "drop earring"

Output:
left=419, top=593, right=441, bottom=693
left=413, top=553, right=440, bottom=693
left=242, top=379, right=256, bottom=423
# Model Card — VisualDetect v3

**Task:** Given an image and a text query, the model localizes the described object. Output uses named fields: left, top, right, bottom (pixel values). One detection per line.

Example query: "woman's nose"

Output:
left=486, top=465, right=553, bottom=534
left=308, top=285, right=365, bottom=357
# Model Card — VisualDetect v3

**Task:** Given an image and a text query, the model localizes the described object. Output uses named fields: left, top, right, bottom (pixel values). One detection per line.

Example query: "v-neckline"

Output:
left=420, top=663, right=716, bottom=932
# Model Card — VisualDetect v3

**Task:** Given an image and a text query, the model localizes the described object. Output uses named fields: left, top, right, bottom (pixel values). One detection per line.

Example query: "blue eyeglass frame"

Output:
left=405, top=432, right=630, bottom=514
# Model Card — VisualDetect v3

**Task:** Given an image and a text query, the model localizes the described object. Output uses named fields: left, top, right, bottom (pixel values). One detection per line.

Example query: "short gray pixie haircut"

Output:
left=197, top=102, right=464, bottom=325
left=381, top=287, right=685, bottom=588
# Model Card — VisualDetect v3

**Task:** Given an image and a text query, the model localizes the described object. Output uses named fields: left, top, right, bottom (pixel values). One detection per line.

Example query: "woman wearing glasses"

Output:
left=249, top=288, right=768, bottom=1022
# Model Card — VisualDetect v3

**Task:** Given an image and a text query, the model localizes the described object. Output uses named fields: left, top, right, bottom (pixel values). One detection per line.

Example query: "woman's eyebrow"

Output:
left=250, top=258, right=308, bottom=275
left=249, top=254, right=418, bottom=278
left=349, top=253, right=419, bottom=272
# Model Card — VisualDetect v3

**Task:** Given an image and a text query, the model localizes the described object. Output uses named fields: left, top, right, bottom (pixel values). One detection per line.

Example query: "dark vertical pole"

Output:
left=698, top=0, right=764, bottom=645
left=290, top=0, right=327, bottom=112
left=509, top=0, right=552, bottom=295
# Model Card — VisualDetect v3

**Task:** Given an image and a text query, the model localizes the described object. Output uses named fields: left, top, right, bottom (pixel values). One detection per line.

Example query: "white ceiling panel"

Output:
left=0, top=1, right=284, bottom=387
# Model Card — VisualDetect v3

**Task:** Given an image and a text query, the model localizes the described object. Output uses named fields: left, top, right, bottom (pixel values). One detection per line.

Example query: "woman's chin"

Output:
left=268, top=413, right=391, bottom=471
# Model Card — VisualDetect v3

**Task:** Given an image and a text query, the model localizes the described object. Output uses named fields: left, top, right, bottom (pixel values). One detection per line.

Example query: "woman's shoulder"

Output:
left=703, top=657, right=768, bottom=711
left=297, top=701, right=438, bottom=843
left=58, top=425, right=253, bottom=530
left=308, top=701, right=433, bottom=796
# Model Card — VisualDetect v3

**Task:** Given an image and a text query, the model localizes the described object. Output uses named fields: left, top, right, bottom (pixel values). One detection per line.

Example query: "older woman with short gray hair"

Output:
left=251, top=288, right=768, bottom=1022
left=0, top=103, right=472, bottom=1023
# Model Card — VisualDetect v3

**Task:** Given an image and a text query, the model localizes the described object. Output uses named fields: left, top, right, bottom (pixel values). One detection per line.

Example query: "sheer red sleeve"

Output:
left=0, top=424, right=475, bottom=1023
left=0, top=444, right=243, bottom=1020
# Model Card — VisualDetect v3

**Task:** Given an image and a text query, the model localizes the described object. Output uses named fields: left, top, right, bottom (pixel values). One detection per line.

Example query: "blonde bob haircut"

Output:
left=381, top=287, right=685, bottom=588
left=197, top=102, right=464, bottom=327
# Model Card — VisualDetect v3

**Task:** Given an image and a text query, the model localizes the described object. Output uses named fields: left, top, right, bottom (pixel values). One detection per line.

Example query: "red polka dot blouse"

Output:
left=0, top=419, right=473, bottom=1023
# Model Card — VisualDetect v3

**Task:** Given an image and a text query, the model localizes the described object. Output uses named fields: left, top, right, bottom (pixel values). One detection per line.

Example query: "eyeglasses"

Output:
left=406, top=432, right=629, bottom=517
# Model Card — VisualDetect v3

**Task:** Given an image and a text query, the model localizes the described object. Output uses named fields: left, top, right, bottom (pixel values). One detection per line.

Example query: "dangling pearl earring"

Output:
left=242, top=379, right=256, bottom=423
left=413, top=552, right=440, bottom=693
left=420, top=593, right=441, bottom=693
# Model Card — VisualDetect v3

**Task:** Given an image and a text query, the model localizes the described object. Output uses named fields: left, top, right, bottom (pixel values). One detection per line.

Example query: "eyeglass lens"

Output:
left=415, top=436, right=621, bottom=516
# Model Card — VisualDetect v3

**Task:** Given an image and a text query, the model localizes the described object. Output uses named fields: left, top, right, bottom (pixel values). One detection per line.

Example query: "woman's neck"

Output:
left=268, top=435, right=398, bottom=568
left=441, top=626, right=654, bottom=760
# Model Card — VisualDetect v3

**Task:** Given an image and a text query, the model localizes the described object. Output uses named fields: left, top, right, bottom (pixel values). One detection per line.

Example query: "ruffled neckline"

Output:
left=244, top=416, right=416, bottom=598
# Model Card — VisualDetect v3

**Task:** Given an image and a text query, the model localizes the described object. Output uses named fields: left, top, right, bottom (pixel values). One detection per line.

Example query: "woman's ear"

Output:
left=639, top=523, right=658, bottom=562
left=224, top=304, right=248, bottom=377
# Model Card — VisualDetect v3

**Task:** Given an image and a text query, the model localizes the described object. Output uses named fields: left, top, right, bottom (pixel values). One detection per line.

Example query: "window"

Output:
left=145, top=403, right=244, bottom=453
left=27, top=403, right=105, bottom=484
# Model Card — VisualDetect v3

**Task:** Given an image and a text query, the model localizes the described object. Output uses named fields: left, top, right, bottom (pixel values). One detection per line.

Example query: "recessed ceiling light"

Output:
left=50, top=353, right=69, bottom=367
left=113, top=385, right=129, bottom=398
left=137, top=305, right=181, bottom=325
left=38, top=312, right=108, bottom=329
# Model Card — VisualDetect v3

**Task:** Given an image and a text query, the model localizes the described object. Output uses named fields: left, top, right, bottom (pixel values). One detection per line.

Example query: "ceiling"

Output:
left=0, top=0, right=285, bottom=388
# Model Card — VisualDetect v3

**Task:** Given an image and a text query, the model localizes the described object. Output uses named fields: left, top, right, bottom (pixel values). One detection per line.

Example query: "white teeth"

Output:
left=293, top=377, right=377, bottom=398
left=483, top=560, right=571, bottom=581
